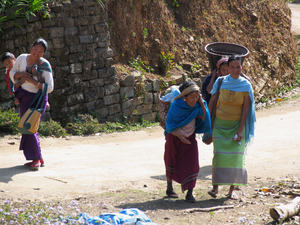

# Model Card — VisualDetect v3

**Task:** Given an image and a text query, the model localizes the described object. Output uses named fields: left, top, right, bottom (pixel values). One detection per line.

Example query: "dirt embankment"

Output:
left=107, top=0, right=298, bottom=102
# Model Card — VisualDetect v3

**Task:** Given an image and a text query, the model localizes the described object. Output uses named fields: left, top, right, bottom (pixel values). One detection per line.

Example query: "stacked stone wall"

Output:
left=0, top=0, right=114, bottom=125
left=0, top=0, right=193, bottom=126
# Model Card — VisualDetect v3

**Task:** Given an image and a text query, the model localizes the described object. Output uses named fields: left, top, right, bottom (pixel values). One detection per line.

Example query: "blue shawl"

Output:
left=211, top=75, right=256, bottom=146
left=165, top=97, right=212, bottom=136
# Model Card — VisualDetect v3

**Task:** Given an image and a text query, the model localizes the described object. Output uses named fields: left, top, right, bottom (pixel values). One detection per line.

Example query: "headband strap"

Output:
left=172, top=85, right=200, bottom=102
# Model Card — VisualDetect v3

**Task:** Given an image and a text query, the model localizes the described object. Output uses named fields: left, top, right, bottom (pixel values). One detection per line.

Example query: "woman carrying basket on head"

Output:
left=10, top=38, right=54, bottom=170
left=207, top=55, right=256, bottom=200
left=164, top=81, right=212, bottom=202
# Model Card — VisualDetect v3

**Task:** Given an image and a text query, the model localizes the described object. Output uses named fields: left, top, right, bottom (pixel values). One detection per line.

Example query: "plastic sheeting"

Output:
left=66, top=208, right=158, bottom=225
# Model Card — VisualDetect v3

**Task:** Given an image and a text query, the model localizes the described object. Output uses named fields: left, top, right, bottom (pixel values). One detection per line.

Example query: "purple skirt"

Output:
left=15, top=88, right=48, bottom=161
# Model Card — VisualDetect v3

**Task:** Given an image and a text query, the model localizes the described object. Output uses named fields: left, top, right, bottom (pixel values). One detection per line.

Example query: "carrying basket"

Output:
left=205, top=42, right=249, bottom=71
left=158, top=90, right=171, bottom=129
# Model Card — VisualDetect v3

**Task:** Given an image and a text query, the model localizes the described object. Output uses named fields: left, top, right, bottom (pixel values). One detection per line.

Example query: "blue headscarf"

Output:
left=165, top=97, right=212, bottom=136
left=211, top=75, right=256, bottom=146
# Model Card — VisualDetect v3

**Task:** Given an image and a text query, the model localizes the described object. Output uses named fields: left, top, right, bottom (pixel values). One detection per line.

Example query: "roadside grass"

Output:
left=0, top=110, right=159, bottom=138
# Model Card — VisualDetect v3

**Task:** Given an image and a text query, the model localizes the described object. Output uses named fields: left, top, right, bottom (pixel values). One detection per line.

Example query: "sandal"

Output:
left=31, top=160, right=40, bottom=171
left=227, top=192, right=239, bottom=200
left=40, top=158, right=45, bottom=167
left=166, top=189, right=179, bottom=198
left=185, top=194, right=196, bottom=203
left=208, top=189, right=217, bottom=198
left=24, top=161, right=33, bottom=166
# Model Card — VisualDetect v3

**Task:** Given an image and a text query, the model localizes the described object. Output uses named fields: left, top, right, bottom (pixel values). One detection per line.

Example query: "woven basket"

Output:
left=159, top=91, right=171, bottom=129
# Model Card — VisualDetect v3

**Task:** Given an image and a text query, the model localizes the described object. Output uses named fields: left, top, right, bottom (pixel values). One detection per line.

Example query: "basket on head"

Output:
left=205, top=42, right=249, bottom=71
left=158, top=90, right=171, bottom=129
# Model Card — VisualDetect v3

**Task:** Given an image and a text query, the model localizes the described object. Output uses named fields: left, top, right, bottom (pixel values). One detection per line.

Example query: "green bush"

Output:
left=0, top=108, right=19, bottom=134
left=65, top=114, right=103, bottom=135
left=0, top=109, right=159, bottom=137
left=39, top=119, right=67, bottom=137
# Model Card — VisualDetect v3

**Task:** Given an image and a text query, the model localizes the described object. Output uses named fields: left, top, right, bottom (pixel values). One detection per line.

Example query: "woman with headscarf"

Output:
left=164, top=81, right=212, bottom=202
left=10, top=38, right=54, bottom=170
left=207, top=55, right=256, bottom=200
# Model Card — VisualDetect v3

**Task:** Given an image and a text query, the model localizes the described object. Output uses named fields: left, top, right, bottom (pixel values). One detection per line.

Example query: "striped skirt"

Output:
left=212, top=117, right=247, bottom=186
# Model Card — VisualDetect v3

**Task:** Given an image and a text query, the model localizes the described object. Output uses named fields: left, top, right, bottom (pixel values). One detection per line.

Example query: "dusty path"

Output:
left=1, top=97, right=300, bottom=202
left=289, top=3, right=300, bottom=35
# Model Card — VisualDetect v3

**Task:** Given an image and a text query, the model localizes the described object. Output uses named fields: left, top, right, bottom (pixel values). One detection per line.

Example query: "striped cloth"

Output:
left=212, top=117, right=247, bottom=186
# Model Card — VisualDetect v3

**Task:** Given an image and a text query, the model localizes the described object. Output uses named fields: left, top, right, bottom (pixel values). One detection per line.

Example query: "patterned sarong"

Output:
left=212, top=117, right=247, bottom=186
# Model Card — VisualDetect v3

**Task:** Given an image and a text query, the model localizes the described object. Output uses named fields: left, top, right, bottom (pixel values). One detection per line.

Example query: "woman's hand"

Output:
left=212, top=69, right=218, bottom=78
left=198, top=93, right=204, bottom=106
left=198, top=93, right=206, bottom=121
left=20, top=72, right=33, bottom=81
left=234, top=129, right=243, bottom=142
left=172, top=131, right=191, bottom=144
left=179, top=135, right=191, bottom=144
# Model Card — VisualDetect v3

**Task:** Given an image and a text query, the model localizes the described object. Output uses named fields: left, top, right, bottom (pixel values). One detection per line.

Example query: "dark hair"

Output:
left=179, top=81, right=196, bottom=93
left=219, top=61, right=228, bottom=69
left=228, top=55, right=242, bottom=66
left=2, top=52, right=15, bottom=62
left=32, top=38, right=48, bottom=52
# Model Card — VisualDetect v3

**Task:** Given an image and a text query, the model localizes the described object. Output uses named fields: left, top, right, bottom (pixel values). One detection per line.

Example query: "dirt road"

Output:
left=1, top=96, right=300, bottom=202
left=289, top=3, right=300, bottom=35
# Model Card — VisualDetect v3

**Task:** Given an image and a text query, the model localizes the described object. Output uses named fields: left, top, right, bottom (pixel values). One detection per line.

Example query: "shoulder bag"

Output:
left=18, top=84, right=48, bottom=134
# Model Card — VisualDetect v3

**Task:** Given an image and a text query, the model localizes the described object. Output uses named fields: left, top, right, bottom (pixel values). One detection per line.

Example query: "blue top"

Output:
left=165, top=97, right=212, bottom=136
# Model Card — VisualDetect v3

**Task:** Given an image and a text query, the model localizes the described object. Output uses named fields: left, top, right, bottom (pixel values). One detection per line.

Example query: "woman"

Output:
left=201, top=58, right=229, bottom=104
left=207, top=55, right=256, bottom=200
left=164, top=81, right=212, bottom=202
left=10, top=38, right=54, bottom=170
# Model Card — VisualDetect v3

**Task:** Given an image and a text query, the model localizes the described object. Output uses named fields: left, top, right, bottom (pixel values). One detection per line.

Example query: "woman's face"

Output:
left=219, top=64, right=229, bottom=76
left=30, top=44, right=45, bottom=61
left=228, top=59, right=242, bottom=79
left=183, top=91, right=199, bottom=107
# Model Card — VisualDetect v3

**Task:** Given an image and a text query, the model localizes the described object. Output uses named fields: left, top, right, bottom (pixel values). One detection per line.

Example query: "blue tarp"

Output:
left=66, top=208, right=158, bottom=225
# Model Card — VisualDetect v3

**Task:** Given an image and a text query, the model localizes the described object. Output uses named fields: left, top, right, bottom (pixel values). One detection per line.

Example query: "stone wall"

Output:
left=0, top=0, right=117, bottom=126
left=0, top=0, right=184, bottom=126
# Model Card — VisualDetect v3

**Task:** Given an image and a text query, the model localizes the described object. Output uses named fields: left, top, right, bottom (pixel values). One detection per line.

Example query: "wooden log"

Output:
left=186, top=205, right=234, bottom=213
left=270, top=197, right=300, bottom=222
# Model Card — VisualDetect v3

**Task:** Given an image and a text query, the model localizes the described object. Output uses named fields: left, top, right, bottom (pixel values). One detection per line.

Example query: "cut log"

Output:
left=270, top=197, right=300, bottom=222
left=186, top=205, right=234, bottom=213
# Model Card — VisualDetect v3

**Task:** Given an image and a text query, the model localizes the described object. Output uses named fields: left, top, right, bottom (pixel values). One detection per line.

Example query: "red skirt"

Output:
left=164, top=132, right=199, bottom=192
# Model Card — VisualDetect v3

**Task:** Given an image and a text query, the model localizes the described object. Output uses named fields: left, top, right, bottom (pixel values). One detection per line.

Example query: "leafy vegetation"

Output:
left=38, top=119, right=67, bottom=137
left=0, top=0, right=52, bottom=33
left=129, top=56, right=155, bottom=75
left=0, top=108, right=19, bottom=134
left=159, top=51, right=175, bottom=73
left=0, top=110, right=158, bottom=137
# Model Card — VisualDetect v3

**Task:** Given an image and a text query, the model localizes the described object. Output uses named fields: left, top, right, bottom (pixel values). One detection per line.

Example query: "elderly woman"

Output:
left=164, top=81, right=212, bottom=202
left=10, top=38, right=54, bottom=170
left=207, top=55, right=256, bottom=200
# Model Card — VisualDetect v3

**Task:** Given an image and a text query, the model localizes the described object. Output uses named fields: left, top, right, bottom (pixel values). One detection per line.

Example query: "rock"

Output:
left=119, top=75, right=135, bottom=87
left=182, top=62, right=193, bottom=71
left=131, top=70, right=143, bottom=82
left=120, top=87, right=134, bottom=98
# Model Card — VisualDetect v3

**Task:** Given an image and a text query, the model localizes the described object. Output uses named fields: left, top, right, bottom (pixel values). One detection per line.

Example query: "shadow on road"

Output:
left=150, top=165, right=212, bottom=181
left=115, top=197, right=229, bottom=211
left=0, top=165, right=32, bottom=183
